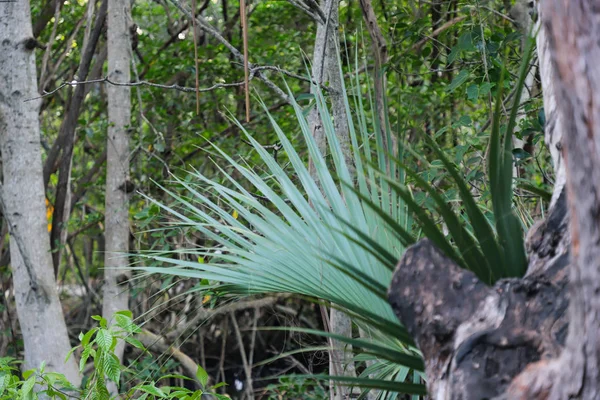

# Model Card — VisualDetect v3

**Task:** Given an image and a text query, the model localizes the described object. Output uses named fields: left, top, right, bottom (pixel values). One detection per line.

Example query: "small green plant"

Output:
left=0, top=357, right=76, bottom=399
left=264, top=376, right=327, bottom=399
left=354, top=35, right=535, bottom=284
left=0, top=312, right=226, bottom=399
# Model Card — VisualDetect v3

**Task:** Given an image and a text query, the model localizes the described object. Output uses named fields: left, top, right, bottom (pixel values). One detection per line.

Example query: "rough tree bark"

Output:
left=0, top=0, right=80, bottom=386
left=387, top=1, right=600, bottom=399
left=102, top=0, right=132, bottom=393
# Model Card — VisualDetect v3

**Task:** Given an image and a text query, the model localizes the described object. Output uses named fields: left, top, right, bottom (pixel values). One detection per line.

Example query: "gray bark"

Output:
left=307, top=1, right=355, bottom=398
left=102, top=0, right=132, bottom=393
left=535, top=0, right=565, bottom=207
left=0, top=0, right=80, bottom=386
left=511, top=0, right=537, bottom=180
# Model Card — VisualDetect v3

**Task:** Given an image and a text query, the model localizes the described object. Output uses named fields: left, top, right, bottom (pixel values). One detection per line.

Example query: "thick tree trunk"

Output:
left=0, top=0, right=80, bottom=386
left=387, top=1, right=600, bottom=399
left=102, top=0, right=132, bottom=393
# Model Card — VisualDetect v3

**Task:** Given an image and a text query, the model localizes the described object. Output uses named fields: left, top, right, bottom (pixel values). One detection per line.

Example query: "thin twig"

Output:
left=38, top=0, right=61, bottom=92
left=410, top=15, right=467, bottom=52
left=285, top=0, right=324, bottom=22
left=191, top=0, right=200, bottom=114
left=218, top=318, right=228, bottom=392
left=241, top=0, right=250, bottom=122
left=166, top=0, right=291, bottom=103
left=230, top=312, right=254, bottom=400
left=26, top=63, right=317, bottom=102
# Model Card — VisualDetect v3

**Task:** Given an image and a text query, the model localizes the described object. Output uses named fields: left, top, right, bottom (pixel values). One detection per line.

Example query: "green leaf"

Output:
left=488, top=35, right=533, bottom=278
left=124, top=337, right=146, bottom=351
left=91, top=315, right=107, bottom=329
left=20, top=376, right=35, bottom=396
left=384, top=159, right=490, bottom=280
left=466, top=84, right=479, bottom=101
left=196, top=366, right=209, bottom=388
left=457, top=31, right=475, bottom=51
left=289, top=374, right=427, bottom=395
left=421, top=132, right=504, bottom=282
left=446, top=70, right=469, bottom=92
left=295, top=93, right=314, bottom=101
left=81, top=328, right=98, bottom=347
left=114, top=310, right=133, bottom=319
left=260, top=327, right=424, bottom=371
left=95, top=329, right=112, bottom=351
left=104, top=354, right=121, bottom=384
left=479, top=82, right=493, bottom=96
left=0, top=373, right=9, bottom=396
left=80, top=347, right=92, bottom=372
left=64, top=346, right=78, bottom=363
left=517, top=181, right=551, bottom=202
left=456, top=115, right=472, bottom=127
left=22, top=369, right=35, bottom=380
left=137, top=383, right=166, bottom=397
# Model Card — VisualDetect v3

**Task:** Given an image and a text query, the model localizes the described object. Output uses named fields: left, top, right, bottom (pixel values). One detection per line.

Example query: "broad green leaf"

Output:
left=446, top=70, right=469, bottom=92
left=196, top=366, right=208, bottom=388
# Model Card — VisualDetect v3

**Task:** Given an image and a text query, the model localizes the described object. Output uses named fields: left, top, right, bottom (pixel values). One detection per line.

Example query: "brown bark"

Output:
left=387, top=1, right=600, bottom=399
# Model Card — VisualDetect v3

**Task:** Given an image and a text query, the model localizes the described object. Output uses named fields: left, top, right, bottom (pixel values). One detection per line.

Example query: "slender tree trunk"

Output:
left=357, top=3, right=387, bottom=397
left=535, top=0, right=565, bottom=208
left=512, top=0, right=537, bottom=180
left=359, top=0, right=389, bottom=154
left=307, top=1, right=355, bottom=398
left=46, top=0, right=107, bottom=275
left=102, top=0, right=132, bottom=393
left=0, top=0, right=80, bottom=386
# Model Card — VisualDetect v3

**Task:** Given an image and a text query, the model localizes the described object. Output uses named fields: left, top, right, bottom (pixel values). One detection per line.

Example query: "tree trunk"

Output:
left=387, top=1, right=600, bottom=399
left=534, top=0, right=565, bottom=208
left=307, top=1, right=355, bottom=398
left=0, top=0, right=80, bottom=386
left=102, top=0, right=132, bottom=393
left=359, top=0, right=389, bottom=155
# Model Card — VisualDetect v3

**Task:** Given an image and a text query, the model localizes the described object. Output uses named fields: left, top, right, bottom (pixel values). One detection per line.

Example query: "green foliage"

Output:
left=0, top=357, right=76, bottom=400
left=264, top=375, right=328, bottom=399
left=3, top=1, right=553, bottom=398
left=0, top=312, right=224, bottom=399
left=136, top=72, right=427, bottom=396
left=137, top=28, right=542, bottom=398
left=357, top=37, right=536, bottom=285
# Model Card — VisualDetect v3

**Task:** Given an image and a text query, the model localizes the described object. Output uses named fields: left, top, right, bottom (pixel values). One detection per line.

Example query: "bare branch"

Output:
left=165, top=0, right=292, bottom=103
left=285, top=0, right=324, bottom=22
left=27, top=64, right=318, bottom=102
